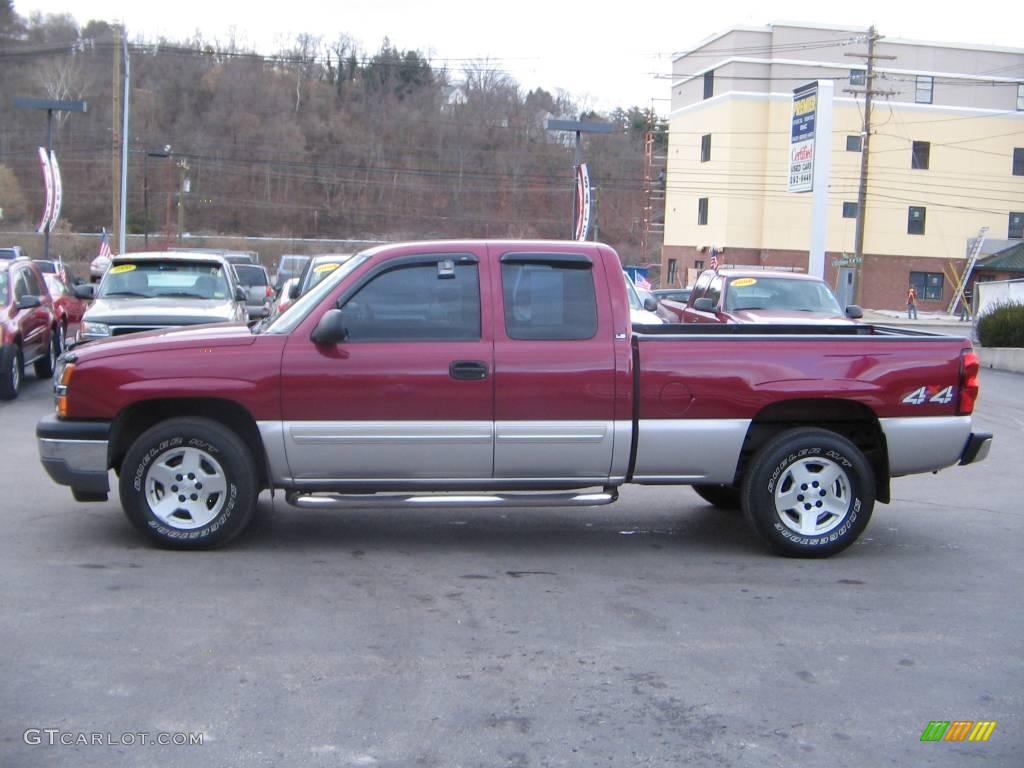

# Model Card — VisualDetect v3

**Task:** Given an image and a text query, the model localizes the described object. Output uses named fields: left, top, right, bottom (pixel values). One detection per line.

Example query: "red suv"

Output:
left=1, top=259, right=58, bottom=399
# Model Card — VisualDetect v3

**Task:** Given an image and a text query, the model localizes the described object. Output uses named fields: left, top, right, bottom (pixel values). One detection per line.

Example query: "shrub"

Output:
left=977, top=301, right=1024, bottom=348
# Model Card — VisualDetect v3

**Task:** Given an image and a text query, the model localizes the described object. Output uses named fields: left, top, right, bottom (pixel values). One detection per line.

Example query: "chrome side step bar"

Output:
left=286, top=487, right=619, bottom=510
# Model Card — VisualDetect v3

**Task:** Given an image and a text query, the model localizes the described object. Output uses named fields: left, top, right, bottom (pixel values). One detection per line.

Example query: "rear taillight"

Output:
left=265, top=286, right=273, bottom=298
left=958, top=350, right=980, bottom=415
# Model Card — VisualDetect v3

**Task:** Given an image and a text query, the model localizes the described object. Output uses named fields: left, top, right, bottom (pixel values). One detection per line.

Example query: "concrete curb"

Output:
left=978, top=348, right=1024, bottom=375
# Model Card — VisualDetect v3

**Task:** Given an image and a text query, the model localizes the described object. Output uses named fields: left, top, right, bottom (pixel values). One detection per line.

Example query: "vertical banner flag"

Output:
left=36, top=147, right=55, bottom=233
left=788, top=83, right=818, bottom=193
left=574, top=162, right=592, bottom=241
left=49, top=150, right=63, bottom=229
left=710, top=247, right=719, bottom=271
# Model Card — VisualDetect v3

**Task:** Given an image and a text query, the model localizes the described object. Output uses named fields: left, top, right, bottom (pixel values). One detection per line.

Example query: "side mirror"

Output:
left=694, top=297, right=715, bottom=313
left=310, top=309, right=348, bottom=345
left=73, top=284, right=95, bottom=300
left=17, top=295, right=42, bottom=310
left=845, top=304, right=864, bottom=319
left=288, top=283, right=301, bottom=300
left=234, top=286, right=247, bottom=302
left=643, top=297, right=658, bottom=312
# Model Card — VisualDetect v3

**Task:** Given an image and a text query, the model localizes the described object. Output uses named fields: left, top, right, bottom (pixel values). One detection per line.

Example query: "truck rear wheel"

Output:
left=119, top=417, right=257, bottom=549
left=741, top=427, right=874, bottom=558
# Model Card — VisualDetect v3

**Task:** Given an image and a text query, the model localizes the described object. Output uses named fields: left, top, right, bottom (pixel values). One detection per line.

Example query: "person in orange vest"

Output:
left=907, top=286, right=918, bottom=319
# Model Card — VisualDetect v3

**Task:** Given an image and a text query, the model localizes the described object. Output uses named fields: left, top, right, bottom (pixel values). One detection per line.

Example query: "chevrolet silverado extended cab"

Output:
left=37, top=240, right=991, bottom=557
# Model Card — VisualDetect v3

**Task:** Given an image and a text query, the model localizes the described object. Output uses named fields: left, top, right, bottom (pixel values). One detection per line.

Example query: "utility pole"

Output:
left=176, top=158, right=190, bottom=243
left=111, top=25, right=121, bottom=254
left=846, top=26, right=896, bottom=305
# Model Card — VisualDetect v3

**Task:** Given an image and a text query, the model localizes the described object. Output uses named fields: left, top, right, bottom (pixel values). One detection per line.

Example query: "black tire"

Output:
left=693, top=484, right=742, bottom=510
left=34, top=329, right=58, bottom=379
left=118, top=417, right=258, bottom=549
left=741, top=427, right=875, bottom=558
left=0, top=344, right=22, bottom=400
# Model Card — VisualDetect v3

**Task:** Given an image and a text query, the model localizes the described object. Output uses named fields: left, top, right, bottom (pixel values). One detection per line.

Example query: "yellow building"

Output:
left=661, top=23, right=1024, bottom=311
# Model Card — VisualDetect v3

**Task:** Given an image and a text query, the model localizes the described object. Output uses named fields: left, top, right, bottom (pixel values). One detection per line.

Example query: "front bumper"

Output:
left=37, top=415, right=111, bottom=498
left=959, top=431, right=993, bottom=466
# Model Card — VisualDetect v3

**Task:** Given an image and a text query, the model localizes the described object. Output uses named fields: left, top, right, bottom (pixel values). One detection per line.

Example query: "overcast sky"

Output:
left=13, top=0, right=1024, bottom=113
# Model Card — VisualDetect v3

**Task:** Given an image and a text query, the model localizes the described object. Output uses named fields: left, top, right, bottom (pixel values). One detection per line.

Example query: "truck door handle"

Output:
left=449, top=360, right=489, bottom=380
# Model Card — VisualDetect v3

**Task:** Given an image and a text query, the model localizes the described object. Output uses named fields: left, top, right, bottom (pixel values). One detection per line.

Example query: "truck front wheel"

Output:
left=119, top=418, right=257, bottom=549
left=741, top=428, right=875, bottom=558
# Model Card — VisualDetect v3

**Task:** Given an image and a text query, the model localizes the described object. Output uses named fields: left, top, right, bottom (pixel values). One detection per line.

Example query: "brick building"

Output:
left=660, top=23, right=1024, bottom=311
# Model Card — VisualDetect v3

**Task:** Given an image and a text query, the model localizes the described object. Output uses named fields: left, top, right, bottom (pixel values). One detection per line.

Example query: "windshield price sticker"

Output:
left=314, top=264, right=339, bottom=274
left=109, top=264, right=137, bottom=274
left=731, top=278, right=758, bottom=287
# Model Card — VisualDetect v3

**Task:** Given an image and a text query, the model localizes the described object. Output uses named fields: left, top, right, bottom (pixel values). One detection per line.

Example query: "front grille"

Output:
left=110, top=326, right=171, bottom=336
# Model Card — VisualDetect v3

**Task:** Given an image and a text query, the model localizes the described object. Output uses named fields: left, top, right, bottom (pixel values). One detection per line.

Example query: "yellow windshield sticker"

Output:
left=314, top=263, right=339, bottom=274
left=109, top=264, right=137, bottom=274
left=731, top=278, right=757, bottom=287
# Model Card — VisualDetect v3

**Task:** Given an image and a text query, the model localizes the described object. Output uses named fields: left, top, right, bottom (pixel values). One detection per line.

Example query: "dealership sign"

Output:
left=788, top=83, right=818, bottom=193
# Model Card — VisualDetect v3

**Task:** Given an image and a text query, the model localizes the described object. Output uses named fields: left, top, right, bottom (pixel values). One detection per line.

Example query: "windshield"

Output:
left=725, top=276, right=843, bottom=314
left=98, top=261, right=231, bottom=300
left=0, top=271, right=8, bottom=300
left=233, top=265, right=269, bottom=286
left=264, top=252, right=372, bottom=334
left=302, top=258, right=351, bottom=292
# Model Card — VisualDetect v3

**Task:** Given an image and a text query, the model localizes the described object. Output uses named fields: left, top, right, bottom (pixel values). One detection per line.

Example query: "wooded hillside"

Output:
left=0, top=4, right=667, bottom=263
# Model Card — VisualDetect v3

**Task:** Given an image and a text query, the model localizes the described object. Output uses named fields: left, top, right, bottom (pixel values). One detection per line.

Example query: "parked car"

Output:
left=0, top=258, right=57, bottom=399
left=41, top=273, right=87, bottom=353
left=273, top=277, right=300, bottom=316
left=272, top=255, right=310, bottom=291
left=73, top=252, right=248, bottom=344
left=289, top=254, right=355, bottom=300
left=33, top=258, right=82, bottom=286
left=653, top=287, right=692, bottom=322
left=1, top=246, right=27, bottom=260
left=680, top=269, right=862, bottom=325
left=90, top=253, right=111, bottom=283
left=232, top=263, right=274, bottom=322
left=623, top=272, right=662, bottom=325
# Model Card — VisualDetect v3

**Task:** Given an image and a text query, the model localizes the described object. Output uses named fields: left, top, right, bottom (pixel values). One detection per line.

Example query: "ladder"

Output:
left=948, top=226, right=988, bottom=315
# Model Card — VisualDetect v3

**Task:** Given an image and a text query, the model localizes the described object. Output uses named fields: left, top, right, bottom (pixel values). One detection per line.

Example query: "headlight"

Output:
left=79, top=321, right=111, bottom=340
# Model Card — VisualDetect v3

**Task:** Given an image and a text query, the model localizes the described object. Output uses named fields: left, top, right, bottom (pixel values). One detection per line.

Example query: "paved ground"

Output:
left=1, top=369, right=1021, bottom=767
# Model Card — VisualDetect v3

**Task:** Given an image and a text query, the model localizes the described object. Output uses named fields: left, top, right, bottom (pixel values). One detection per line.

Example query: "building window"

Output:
left=846, top=135, right=862, bottom=152
left=843, top=202, right=858, bottom=219
left=700, top=134, right=711, bottom=162
left=910, top=271, right=944, bottom=301
left=850, top=69, right=866, bottom=86
left=703, top=70, right=714, bottom=100
left=1013, top=148, right=1024, bottom=176
left=694, top=260, right=704, bottom=271
left=667, top=258, right=678, bottom=285
left=1010, top=212, right=1024, bottom=239
left=915, top=76, right=933, bottom=104
left=1018, top=84, right=1024, bottom=111
left=908, top=206, right=927, bottom=235
left=697, top=197, right=709, bottom=226
left=911, top=141, right=930, bottom=170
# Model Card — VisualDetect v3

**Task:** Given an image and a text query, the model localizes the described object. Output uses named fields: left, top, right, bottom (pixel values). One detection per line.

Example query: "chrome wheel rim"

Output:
left=56, top=325, right=65, bottom=354
left=773, top=456, right=851, bottom=536
left=144, top=446, right=228, bottom=529
left=11, top=354, right=19, bottom=391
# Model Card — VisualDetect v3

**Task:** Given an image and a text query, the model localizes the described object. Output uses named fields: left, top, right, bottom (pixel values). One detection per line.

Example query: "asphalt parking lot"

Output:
left=1, top=368, right=1021, bottom=767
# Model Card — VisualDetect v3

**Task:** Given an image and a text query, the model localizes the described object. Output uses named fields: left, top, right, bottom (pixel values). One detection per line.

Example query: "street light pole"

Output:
left=143, top=147, right=171, bottom=249
left=546, top=119, right=614, bottom=240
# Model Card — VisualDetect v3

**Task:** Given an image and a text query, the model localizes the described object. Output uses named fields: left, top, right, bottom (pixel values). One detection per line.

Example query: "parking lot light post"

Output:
left=143, top=147, right=171, bottom=250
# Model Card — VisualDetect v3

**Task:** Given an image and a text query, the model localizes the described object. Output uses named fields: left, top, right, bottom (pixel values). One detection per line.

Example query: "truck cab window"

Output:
left=501, top=260, right=597, bottom=340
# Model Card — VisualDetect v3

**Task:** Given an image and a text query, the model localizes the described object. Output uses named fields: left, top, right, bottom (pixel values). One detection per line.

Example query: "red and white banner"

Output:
left=36, top=147, right=54, bottom=234
left=573, top=162, right=592, bottom=242
left=49, top=150, right=63, bottom=229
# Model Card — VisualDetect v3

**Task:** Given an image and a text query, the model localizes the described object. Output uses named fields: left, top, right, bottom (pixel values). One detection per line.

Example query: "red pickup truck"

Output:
left=36, top=240, right=991, bottom=557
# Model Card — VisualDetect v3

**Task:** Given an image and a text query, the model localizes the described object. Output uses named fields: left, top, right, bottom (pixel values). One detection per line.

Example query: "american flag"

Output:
left=710, top=248, right=719, bottom=271
left=98, top=228, right=112, bottom=258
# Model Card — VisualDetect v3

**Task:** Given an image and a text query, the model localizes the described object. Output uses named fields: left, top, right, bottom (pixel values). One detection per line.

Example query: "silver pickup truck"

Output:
left=73, top=252, right=248, bottom=343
